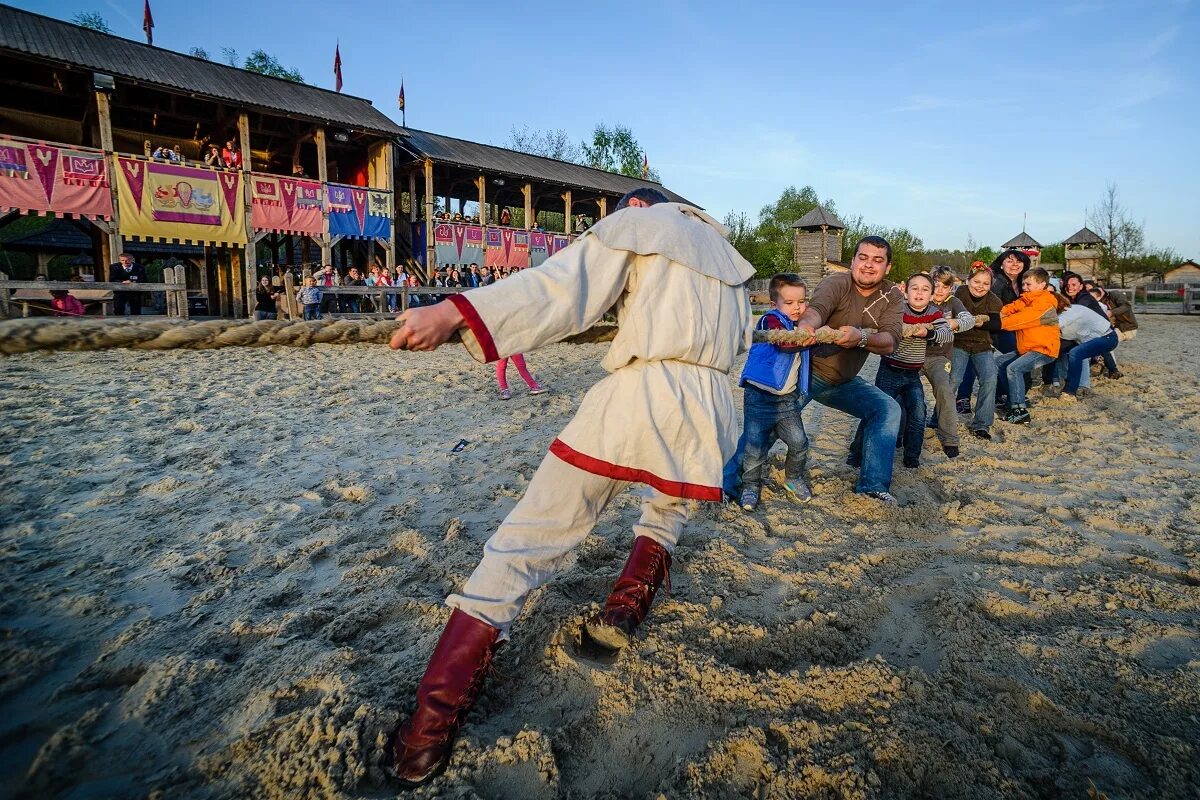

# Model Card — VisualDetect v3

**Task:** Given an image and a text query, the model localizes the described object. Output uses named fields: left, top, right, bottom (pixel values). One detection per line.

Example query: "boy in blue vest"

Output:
left=737, top=273, right=812, bottom=511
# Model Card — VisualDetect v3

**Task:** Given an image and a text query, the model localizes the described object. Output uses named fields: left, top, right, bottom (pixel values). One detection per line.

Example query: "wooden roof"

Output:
left=1063, top=227, right=1104, bottom=245
left=1002, top=232, right=1042, bottom=248
left=396, top=128, right=694, bottom=205
left=791, top=206, right=845, bottom=230
left=0, top=4, right=404, bottom=137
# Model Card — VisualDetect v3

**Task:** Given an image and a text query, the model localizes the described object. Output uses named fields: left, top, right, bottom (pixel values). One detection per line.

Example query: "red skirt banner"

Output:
left=0, top=137, right=113, bottom=219
left=485, top=226, right=531, bottom=268
left=529, top=231, right=548, bottom=266
left=251, top=173, right=323, bottom=235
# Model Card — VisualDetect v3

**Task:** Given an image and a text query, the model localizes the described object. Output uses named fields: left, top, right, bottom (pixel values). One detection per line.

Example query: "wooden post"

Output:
left=408, top=171, right=418, bottom=223
left=0, top=271, right=9, bottom=318
left=216, top=248, right=231, bottom=317
left=563, top=190, right=573, bottom=234
left=598, top=196, right=607, bottom=219
left=423, top=159, right=435, bottom=270
left=522, top=183, right=532, bottom=229
left=164, top=266, right=177, bottom=317
left=476, top=175, right=487, bottom=225
left=238, top=112, right=256, bottom=318
left=283, top=270, right=299, bottom=320
left=95, top=89, right=123, bottom=263
left=401, top=283, right=409, bottom=312
left=383, top=141, right=397, bottom=273
left=230, top=244, right=245, bottom=318
left=316, top=127, right=332, bottom=266
left=176, top=264, right=190, bottom=319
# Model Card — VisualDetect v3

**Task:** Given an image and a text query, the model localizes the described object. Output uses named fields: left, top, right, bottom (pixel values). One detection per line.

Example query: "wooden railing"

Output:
left=0, top=267, right=189, bottom=318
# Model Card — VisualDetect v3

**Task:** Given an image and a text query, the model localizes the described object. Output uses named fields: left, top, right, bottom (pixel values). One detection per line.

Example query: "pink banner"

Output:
left=251, top=173, right=323, bottom=235
left=0, top=137, right=112, bottom=219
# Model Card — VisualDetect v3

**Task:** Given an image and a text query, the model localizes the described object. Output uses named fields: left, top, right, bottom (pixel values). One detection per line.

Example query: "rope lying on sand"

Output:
left=0, top=319, right=939, bottom=356
left=0, top=317, right=621, bottom=355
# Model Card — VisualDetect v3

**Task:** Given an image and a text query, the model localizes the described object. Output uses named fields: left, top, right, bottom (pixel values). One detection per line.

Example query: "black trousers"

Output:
left=114, top=292, right=141, bottom=315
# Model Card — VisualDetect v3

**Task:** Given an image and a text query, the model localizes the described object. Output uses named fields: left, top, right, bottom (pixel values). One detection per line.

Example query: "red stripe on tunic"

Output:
left=549, top=439, right=723, bottom=502
left=447, top=293, right=499, bottom=362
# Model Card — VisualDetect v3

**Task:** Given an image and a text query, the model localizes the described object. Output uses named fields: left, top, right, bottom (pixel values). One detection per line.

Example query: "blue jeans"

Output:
left=808, top=373, right=900, bottom=494
left=950, top=348, right=997, bottom=431
left=958, top=332, right=1016, bottom=404
left=995, top=351, right=1055, bottom=407
left=1101, top=348, right=1119, bottom=375
left=737, top=385, right=808, bottom=493
left=854, top=362, right=925, bottom=464
left=1066, top=331, right=1118, bottom=393
left=303, top=303, right=321, bottom=321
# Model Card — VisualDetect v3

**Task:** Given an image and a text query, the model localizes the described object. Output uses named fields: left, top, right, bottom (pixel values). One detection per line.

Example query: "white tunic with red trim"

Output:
left=447, top=203, right=754, bottom=501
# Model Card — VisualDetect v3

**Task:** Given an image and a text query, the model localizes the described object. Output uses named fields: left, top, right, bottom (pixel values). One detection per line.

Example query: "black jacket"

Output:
left=108, top=261, right=148, bottom=284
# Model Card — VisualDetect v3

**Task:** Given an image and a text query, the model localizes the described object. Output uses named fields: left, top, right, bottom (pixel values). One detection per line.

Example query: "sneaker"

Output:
left=499, top=388, right=512, bottom=401
left=1107, top=370, right=1123, bottom=380
left=783, top=478, right=813, bottom=503
left=858, top=491, right=898, bottom=507
left=902, top=457, right=920, bottom=469
left=1003, top=406, right=1031, bottom=425
left=1040, top=383, right=1063, bottom=398
left=955, top=398, right=971, bottom=415
left=528, top=383, right=545, bottom=395
left=944, top=445, right=960, bottom=458
left=739, top=488, right=759, bottom=512
left=970, top=428, right=992, bottom=441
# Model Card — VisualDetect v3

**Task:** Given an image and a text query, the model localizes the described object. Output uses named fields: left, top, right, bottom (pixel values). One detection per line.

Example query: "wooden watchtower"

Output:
left=791, top=206, right=845, bottom=284
left=1001, top=232, right=1043, bottom=268
left=1063, top=227, right=1105, bottom=278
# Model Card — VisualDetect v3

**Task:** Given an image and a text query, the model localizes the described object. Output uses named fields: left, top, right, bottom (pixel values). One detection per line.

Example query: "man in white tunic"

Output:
left=386, top=189, right=754, bottom=786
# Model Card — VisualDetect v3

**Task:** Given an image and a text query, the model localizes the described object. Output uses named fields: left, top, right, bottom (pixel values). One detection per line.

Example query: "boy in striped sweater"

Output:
left=850, top=273, right=951, bottom=469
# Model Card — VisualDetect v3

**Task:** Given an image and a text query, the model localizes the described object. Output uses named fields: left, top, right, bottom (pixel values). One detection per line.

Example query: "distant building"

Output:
left=791, top=206, right=846, bottom=284
left=1001, top=232, right=1043, bottom=268
left=1063, top=227, right=1105, bottom=278
left=1164, top=260, right=1200, bottom=284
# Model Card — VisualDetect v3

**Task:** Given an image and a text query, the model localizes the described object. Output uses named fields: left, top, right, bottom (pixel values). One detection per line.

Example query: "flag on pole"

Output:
left=642, top=152, right=648, bottom=179
left=143, top=0, right=154, bottom=45
left=398, top=80, right=405, bottom=111
left=333, top=43, right=343, bottom=92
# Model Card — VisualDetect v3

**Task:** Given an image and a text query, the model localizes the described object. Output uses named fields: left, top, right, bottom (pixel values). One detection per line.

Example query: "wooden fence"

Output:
left=276, top=274, right=466, bottom=319
left=0, top=267, right=189, bottom=318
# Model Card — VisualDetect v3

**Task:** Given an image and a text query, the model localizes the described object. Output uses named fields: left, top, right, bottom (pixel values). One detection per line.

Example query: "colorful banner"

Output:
left=0, top=137, right=113, bottom=219
left=529, top=231, right=548, bottom=267
left=433, top=222, right=485, bottom=266
left=327, top=183, right=392, bottom=239
left=484, top=226, right=531, bottom=269
left=251, top=173, right=323, bottom=235
left=115, top=156, right=245, bottom=245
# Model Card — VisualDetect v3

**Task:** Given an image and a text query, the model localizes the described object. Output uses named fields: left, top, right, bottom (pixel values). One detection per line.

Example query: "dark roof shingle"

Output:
left=1002, top=232, right=1042, bottom=248
left=1063, top=227, right=1104, bottom=245
left=0, top=4, right=404, bottom=136
left=397, top=128, right=693, bottom=205
left=791, top=206, right=845, bottom=230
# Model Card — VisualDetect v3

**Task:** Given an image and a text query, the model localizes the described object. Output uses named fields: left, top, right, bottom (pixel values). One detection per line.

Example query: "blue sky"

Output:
left=23, top=0, right=1200, bottom=258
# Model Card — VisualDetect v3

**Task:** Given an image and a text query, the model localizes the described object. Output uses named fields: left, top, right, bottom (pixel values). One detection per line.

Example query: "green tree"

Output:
left=243, top=49, right=305, bottom=83
left=1039, top=242, right=1065, bottom=266
left=1087, top=183, right=1146, bottom=287
left=582, top=124, right=661, bottom=181
left=221, top=47, right=240, bottom=67
left=72, top=12, right=111, bottom=33
left=505, top=126, right=582, bottom=163
left=189, top=47, right=211, bottom=60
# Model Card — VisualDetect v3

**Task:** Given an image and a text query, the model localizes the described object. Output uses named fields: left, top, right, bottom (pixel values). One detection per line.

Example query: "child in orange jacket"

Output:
left=996, top=267, right=1060, bottom=425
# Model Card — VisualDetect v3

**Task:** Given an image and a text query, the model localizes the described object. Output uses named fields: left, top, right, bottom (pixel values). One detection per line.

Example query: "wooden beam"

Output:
left=315, top=127, right=332, bottom=266
left=95, top=89, right=123, bottom=267
left=598, top=197, right=608, bottom=219
left=522, top=183, right=532, bottom=229
left=476, top=175, right=487, bottom=225
left=216, top=247, right=231, bottom=317
left=230, top=245, right=245, bottom=318
left=408, top=171, right=417, bottom=223
left=383, top=141, right=397, bottom=272
left=238, top=112, right=256, bottom=318
left=423, top=159, right=435, bottom=270
left=563, top=190, right=573, bottom=234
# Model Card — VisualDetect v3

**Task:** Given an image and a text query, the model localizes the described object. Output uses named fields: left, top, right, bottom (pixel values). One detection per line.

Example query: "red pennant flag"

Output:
left=333, top=43, right=343, bottom=92
left=143, top=0, right=154, bottom=45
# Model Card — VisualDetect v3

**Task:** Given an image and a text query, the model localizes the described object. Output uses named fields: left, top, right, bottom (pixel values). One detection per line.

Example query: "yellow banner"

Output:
left=116, top=156, right=247, bottom=246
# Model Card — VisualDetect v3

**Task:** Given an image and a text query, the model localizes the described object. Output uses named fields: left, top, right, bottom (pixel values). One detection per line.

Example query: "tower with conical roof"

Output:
left=1063, top=227, right=1105, bottom=278
left=1001, top=231, right=1043, bottom=268
left=792, top=206, right=845, bottom=284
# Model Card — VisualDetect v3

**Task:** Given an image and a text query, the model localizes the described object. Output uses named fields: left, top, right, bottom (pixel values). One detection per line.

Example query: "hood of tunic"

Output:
left=582, top=202, right=756, bottom=287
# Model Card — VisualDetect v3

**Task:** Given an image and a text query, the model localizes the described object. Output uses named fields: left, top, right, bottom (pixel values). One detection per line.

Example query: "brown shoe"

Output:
left=583, top=536, right=671, bottom=652
left=388, top=609, right=501, bottom=787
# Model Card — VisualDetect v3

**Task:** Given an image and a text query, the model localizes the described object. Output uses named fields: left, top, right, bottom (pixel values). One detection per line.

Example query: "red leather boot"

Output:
left=584, top=536, right=671, bottom=652
left=388, top=609, right=501, bottom=787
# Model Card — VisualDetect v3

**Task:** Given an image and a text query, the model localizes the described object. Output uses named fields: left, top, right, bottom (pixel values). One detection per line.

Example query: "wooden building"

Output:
left=1063, top=227, right=1105, bottom=278
left=1001, top=232, right=1043, bottom=267
left=1164, top=260, right=1200, bottom=284
left=0, top=4, right=400, bottom=317
left=791, top=206, right=845, bottom=283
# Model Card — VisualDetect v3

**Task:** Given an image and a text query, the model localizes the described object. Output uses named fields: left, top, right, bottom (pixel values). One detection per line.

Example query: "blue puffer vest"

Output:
left=739, top=310, right=810, bottom=394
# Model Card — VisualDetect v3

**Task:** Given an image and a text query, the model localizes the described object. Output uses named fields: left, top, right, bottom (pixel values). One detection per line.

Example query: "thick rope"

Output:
left=752, top=324, right=932, bottom=347
left=0, top=317, right=620, bottom=355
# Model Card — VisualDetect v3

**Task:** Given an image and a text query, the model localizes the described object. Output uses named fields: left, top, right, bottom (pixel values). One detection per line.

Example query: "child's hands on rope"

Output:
left=389, top=301, right=465, bottom=351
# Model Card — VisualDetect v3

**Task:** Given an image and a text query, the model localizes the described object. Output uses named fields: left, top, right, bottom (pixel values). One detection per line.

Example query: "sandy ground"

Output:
left=1, top=316, right=1198, bottom=800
